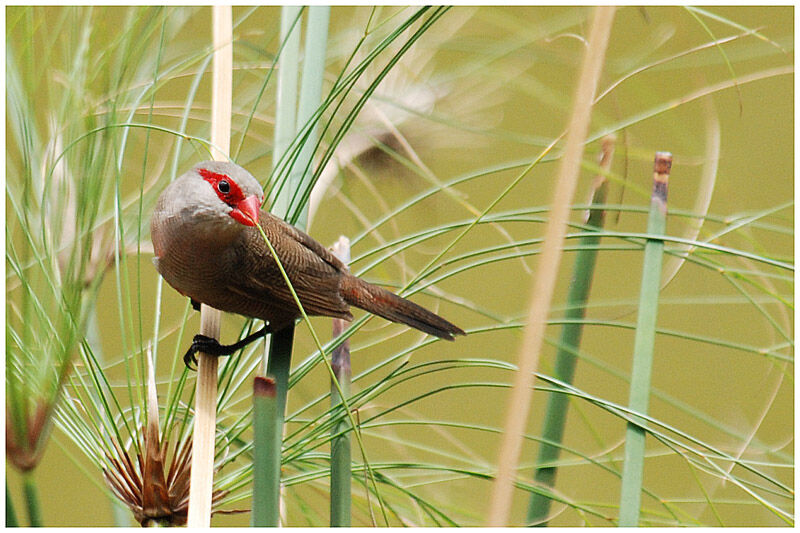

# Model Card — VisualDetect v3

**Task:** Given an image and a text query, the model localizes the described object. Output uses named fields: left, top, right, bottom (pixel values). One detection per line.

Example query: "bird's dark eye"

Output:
left=218, top=180, right=230, bottom=194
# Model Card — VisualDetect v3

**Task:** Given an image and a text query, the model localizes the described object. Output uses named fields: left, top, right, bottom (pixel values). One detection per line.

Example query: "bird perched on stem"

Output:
left=151, top=161, right=465, bottom=368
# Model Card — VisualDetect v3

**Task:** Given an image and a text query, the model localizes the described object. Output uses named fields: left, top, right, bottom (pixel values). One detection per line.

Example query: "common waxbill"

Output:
left=151, top=161, right=465, bottom=367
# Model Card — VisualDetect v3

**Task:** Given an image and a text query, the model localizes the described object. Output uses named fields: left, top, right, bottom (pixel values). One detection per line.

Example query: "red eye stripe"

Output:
left=198, top=168, right=246, bottom=206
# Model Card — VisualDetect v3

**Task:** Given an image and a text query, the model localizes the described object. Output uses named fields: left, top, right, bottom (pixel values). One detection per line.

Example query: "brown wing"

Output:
left=225, top=210, right=352, bottom=321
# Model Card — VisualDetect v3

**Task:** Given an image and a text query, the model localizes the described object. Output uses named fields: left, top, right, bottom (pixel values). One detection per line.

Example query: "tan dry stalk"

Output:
left=187, top=5, right=233, bottom=527
left=486, top=6, right=616, bottom=526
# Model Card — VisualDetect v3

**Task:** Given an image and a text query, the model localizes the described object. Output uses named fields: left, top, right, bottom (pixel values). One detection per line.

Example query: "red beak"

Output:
left=230, top=195, right=261, bottom=227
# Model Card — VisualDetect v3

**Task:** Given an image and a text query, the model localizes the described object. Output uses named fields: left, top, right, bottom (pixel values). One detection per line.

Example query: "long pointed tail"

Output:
left=340, top=275, right=465, bottom=341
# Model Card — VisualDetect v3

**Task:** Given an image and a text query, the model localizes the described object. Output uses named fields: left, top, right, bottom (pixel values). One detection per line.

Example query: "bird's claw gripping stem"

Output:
left=183, top=326, right=271, bottom=370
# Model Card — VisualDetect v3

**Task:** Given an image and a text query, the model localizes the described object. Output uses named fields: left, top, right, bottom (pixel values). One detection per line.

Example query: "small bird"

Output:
left=151, top=161, right=465, bottom=368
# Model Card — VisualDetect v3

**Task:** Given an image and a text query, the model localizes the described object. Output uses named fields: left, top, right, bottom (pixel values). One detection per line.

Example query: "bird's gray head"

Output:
left=192, top=161, right=263, bottom=200
left=167, top=160, right=264, bottom=228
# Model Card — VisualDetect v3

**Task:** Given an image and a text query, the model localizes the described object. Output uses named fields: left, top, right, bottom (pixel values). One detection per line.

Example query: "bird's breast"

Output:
left=152, top=209, right=244, bottom=302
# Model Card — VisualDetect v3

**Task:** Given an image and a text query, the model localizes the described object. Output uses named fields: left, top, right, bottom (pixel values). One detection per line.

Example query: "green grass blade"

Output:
left=280, top=7, right=447, bottom=225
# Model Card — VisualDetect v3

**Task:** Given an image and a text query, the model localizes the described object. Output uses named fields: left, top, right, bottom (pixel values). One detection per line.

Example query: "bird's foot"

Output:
left=183, top=326, right=271, bottom=370
left=183, top=334, right=229, bottom=370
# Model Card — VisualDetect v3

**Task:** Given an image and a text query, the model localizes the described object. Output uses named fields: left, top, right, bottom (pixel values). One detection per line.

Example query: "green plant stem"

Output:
left=248, top=6, right=301, bottom=526
left=270, top=4, right=302, bottom=219
left=267, top=326, right=296, bottom=427
left=251, top=377, right=281, bottom=527
left=280, top=7, right=447, bottom=223
left=527, top=139, right=614, bottom=526
left=293, top=5, right=329, bottom=230
left=22, top=471, right=42, bottom=527
left=330, top=332, right=352, bottom=527
left=6, top=480, right=18, bottom=527
left=253, top=324, right=293, bottom=528
left=254, top=7, right=329, bottom=525
left=251, top=221, right=389, bottom=526
left=618, top=152, right=672, bottom=526
left=330, top=238, right=352, bottom=527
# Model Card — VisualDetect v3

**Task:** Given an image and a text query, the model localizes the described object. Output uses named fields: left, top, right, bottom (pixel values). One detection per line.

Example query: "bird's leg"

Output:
left=190, top=298, right=202, bottom=312
left=183, top=325, right=272, bottom=370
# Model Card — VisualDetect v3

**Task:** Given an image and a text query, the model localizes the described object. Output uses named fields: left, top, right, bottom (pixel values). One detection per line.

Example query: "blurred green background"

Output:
left=6, top=6, right=793, bottom=526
